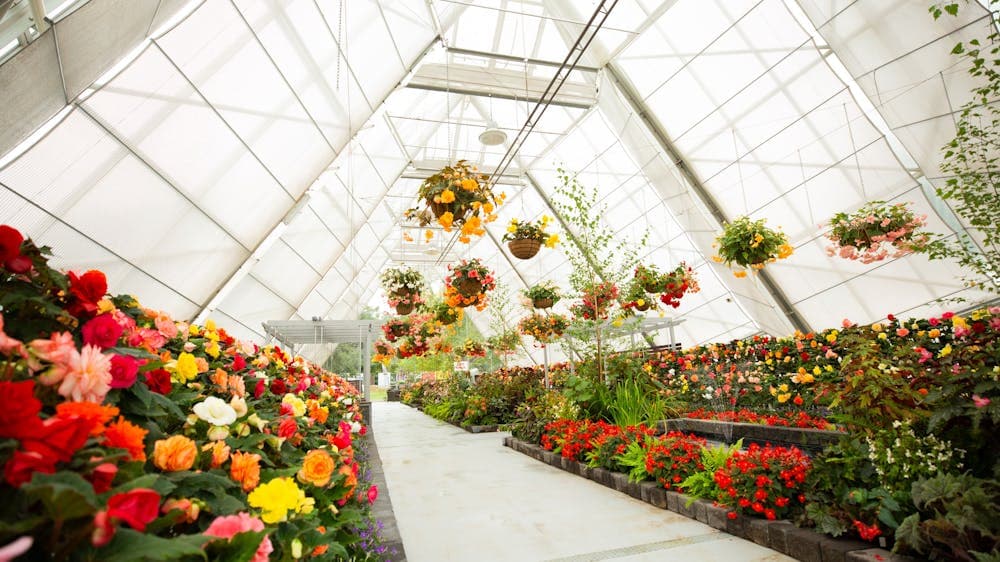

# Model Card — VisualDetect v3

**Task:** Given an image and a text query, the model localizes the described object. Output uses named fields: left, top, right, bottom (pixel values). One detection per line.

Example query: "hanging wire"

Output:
left=843, top=103, right=867, bottom=200
left=732, top=129, right=749, bottom=215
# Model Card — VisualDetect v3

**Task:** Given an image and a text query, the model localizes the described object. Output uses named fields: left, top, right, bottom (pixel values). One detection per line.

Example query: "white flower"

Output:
left=193, top=396, right=238, bottom=426
left=230, top=396, right=248, bottom=418
left=350, top=421, right=362, bottom=433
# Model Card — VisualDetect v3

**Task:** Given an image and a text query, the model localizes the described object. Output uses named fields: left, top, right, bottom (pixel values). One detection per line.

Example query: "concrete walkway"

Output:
left=372, top=402, right=795, bottom=562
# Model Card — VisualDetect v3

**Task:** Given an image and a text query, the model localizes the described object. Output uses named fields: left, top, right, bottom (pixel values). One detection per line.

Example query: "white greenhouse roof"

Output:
left=0, top=0, right=995, bottom=365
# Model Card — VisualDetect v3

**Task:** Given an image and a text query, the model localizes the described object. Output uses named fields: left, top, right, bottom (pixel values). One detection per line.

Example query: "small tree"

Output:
left=924, top=2, right=1000, bottom=292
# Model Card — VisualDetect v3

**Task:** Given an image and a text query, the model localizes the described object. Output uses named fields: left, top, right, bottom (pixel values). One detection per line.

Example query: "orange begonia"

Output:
left=153, top=435, right=197, bottom=472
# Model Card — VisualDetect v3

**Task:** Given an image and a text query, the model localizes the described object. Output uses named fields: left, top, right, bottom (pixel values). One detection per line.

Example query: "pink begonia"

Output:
left=0, top=314, right=26, bottom=358
left=112, top=309, right=137, bottom=336
left=52, top=345, right=112, bottom=403
left=972, top=395, right=991, bottom=409
left=204, top=512, right=273, bottom=562
left=31, top=331, right=77, bottom=379
left=0, top=536, right=32, bottom=561
left=154, top=313, right=178, bottom=339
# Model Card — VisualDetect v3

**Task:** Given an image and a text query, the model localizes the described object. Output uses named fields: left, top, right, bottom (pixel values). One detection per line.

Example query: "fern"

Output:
left=679, top=439, right=743, bottom=506
left=615, top=439, right=653, bottom=483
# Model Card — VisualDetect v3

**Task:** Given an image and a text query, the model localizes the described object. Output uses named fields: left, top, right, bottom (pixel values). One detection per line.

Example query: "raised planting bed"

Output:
left=503, top=437, right=918, bottom=562
left=403, top=402, right=505, bottom=433
left=657, top=418, right=842, bottom=453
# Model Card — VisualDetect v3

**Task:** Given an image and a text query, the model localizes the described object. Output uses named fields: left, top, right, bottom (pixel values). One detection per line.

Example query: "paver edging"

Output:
left=502, top=437, right=909, bottom=562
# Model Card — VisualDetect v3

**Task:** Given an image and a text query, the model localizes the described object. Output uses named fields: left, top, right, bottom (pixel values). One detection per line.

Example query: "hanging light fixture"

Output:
left=479, top=122, right=507, bottom=146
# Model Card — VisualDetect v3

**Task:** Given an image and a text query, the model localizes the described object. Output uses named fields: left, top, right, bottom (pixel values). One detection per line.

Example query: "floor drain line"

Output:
left=543, top=531, right=724, bottom=561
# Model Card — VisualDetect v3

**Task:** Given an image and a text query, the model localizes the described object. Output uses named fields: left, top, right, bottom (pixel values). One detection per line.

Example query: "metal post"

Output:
left=543, top=345, right=550, bottom=389
left=362, top=325, right=372, bottom=401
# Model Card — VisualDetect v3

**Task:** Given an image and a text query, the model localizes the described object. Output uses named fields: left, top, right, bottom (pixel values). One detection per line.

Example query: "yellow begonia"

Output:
left=733, top=270, right=747, bottom=278
left=438, top=212, right=454, bottom=231
left=439, top=189, right=456, bottom=203
left=938, top=344, right=952, bottom=358
left=205, top=319, right=217, bottom=331
left=205, top=340, right=221, bottom=359
left=777, top=243, right=794, bottom=259
left=248, top=477, right=313, bottom=524
left=544, top=234, right=559, bottom=248
left=282, top=394, right=307, bottom=417
left=173, top=352, right=199, bottom=383
left=777, top=393, right=791, bottom=403
left=460, top=178, right=478, bottom=191
left=189, top=324, right=201, bottom=336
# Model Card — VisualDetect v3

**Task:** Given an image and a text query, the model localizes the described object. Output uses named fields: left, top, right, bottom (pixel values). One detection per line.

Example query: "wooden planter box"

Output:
left=657, top=418, right=843, bottom=453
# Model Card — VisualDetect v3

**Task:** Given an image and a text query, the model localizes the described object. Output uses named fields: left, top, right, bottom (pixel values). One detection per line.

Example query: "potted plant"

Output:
left=621, top=278, right=653, bottom=313
left=659, top=262, right=700, bottom=308
left=388, top=290, right=423, bottom=315
left=403, top=160, right=503, bottom=244
left=522, top=281, right=562, bottom=309
left=380, top=266, right=425, bottom=299
left=634, top=263, right=666, bottom=293
left=502, top=216, right=560, bottom=259
left=518, top=312, right=570, bottom=345
left=428, top=300, right=461, bottom=325
left=446, top=258, right=496, bottom=300
left=458, top=338, right=487, bottom=358
left=825, top=201, right=929, bottom=264
left=713, top=215, right=793, bottom=277
left=382, top=317, right=412, bottom=342
left=576, top=280, right=619, bottom=320
left=487, top=329, right=521, bottom=354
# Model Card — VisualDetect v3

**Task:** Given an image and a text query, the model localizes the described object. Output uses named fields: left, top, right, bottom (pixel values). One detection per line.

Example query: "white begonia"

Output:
left=193, top=396, right=238, bottom=426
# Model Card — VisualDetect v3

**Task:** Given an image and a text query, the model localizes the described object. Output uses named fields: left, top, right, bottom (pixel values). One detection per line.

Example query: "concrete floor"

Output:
left=372, top=402, right=795, bottom=562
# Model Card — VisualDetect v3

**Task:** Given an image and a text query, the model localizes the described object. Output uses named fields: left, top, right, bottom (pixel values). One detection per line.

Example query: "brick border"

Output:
left=361, top=432, right=407, bottom=561
left=657, top=419, right=842, bottom=452
left=503, top=437, right=917, bottom=562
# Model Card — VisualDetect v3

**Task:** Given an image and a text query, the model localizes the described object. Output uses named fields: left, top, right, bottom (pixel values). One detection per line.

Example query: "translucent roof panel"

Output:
left=0, top=0, right=994, bottom=364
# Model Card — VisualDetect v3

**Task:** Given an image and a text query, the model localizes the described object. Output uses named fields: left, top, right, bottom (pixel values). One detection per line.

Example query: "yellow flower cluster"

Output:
left=248, top=477, right=314, bottom=524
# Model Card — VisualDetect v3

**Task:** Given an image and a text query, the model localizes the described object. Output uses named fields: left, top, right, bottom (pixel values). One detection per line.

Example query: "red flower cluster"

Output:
left=586, top=423, right=657, bottom=470
left=0, top=225, right=31, bottom=273
left=852, top=519, right=882, bottom=542
left=541, top=419, right=614, bottom=461
left=643, top=431, right=707, bottom=490
left=683, top=408, right=838, bottom=430
left=713, top=442, right=811, bottom=521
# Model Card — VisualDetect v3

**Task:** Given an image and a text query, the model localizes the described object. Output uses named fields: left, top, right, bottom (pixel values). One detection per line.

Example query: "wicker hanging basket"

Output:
left=430, top=201, right=452, bottom=218
left=453, top=277, right=483, bottom=297
left=395, top=303, right=414, bottom=315
left=642, top=281, right=662, bottom=294
left=389, top=324, right=408, bottom=337
left=532, top=298, right=554, bottom=310
left=508, top=238, right=541, bottom=259
left=635, top=301, right=651, bottom=312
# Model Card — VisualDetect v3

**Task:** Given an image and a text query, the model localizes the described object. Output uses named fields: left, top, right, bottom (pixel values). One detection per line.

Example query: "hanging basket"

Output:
left=642, top=281, right=662, bottom=294
left=453, top=277, right=483, bottom=298
left=508, top=238, right=541, bottom=260
left=392, top=288, right=415, bottom=299
left=430, top=201, right=453, bottom=218
left=635, top=301, right=651, bottom=312
left=532, top=298, right=554, bottom=310
left=389, top=325, right=408, bottom=337
left=395, top=303, right=414, bottom=315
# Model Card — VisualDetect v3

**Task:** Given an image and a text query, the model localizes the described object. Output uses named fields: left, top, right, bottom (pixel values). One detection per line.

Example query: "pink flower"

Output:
left=204, top=513, right=273, bottom=562
left=367, top=484, right=378, bottom=504
left=109, top=354, right=140, bottom=389
left=842, top=319, right=854, bottom=328
left=81, top=314, right=124, bottom=350
left=972, top=395, right=990, bottom=408
left=896, top=328, right=909, bottom=337
left=154, top=313, right=177, bottom=339
left=942, top=312, right=955, bottom=320
left=56, top=345, right=112, bottom=403
left=915, top=347, right=932, bottom=364
left=0, top=536, right=32, bottom=561
left=29, top=331, right=76, bottom=364
left=111, top=310, right=137, bottom=335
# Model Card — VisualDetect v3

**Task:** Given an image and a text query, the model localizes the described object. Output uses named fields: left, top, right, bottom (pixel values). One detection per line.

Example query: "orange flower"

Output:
left=203, top=441, right=231, bottom=468
left=312, top=546, right=329, bottom=556
left=55, top=401, right=119, bottom=435
left=337, top=464, right=357, bottom=498
left=229, top=451, right=261, bottom=492
left=103, top=417, right=148, bottom=461
left=153, top=435, right=197, bottom=472
left=194, top=357, right=210, bottom=373
left=307, top=400, right=329, bottom=424
left=211, top=368, right=228, bottom=389
left=297, top=449, right=336, bottom=487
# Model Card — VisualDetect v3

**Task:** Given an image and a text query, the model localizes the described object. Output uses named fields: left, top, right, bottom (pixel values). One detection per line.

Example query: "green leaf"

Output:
left=894, top=513, right=926, bottom=552
left=97, top=529, right=207, bottom=562
left=23, top=471, right=99, bottom=521
left=945, top=3, right=959, bottom=16
left=204, top=530, right=265, bottom=562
